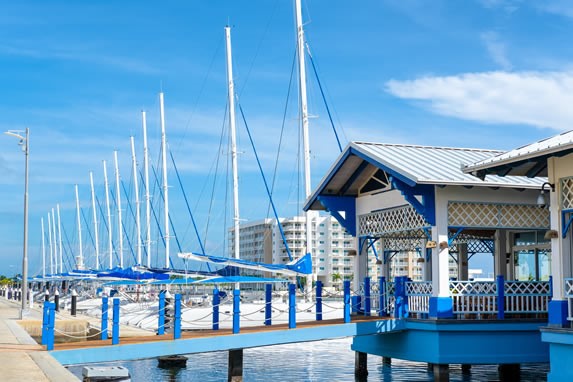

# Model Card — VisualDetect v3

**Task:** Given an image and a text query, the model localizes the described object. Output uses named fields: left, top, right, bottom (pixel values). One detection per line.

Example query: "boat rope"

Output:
left=237, top=102, right=293, bottom=261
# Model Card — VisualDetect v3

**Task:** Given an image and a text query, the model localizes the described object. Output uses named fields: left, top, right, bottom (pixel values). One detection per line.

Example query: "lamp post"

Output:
left=5, top=128, right=29, bottom=319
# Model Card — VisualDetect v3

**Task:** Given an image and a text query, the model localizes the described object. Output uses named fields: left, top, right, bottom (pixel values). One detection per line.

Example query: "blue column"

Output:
left=364, top=277, right=371, bottom=317
left=497, top=275, right=505, bottom=320
left=549, top=275, right=553, bottom=300
left=46, top=302, right=55, bottom=351
left=394, top=276, right=407, bottom=318
left=316, top=280, right=323, bottom=321
left=289, top=283, right=296, bottom=329
left=101, top=296, right=109, bottom=340
left=213, top=288, right=220, bottom=330
left=344, top=280, right=351, bottom=323
left=112, top=298, right=120, bottom=345
left=41, top=301, right=50, bottom=345
left=233, top=289, right=240, bottom=334
left=378, top=276, right=386, bottom=317
left=265, top=284, right=272, bottom=326
left=174, top=294, right=181, bottom=340
left=158, top=291, right=165, bottom=335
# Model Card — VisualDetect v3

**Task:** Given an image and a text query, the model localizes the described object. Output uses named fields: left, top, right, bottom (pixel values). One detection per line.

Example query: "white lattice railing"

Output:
left=504, top=281, right=550, bottom=314
left=406, top=281, right=432, bottom=314
left=565, top=278, right=573, bottom=321
left=450, top=281, right=498, bottom=315
left=384, top=282, right=395, bottom=314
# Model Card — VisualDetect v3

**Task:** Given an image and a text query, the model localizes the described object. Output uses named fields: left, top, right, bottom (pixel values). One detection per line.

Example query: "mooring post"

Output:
left=213, top=288, right=220, bottom=330
left=496, top=275, right=505, bottom=320
left=433, top=364, right=450, bottom=382
left=355, top=351, right=368, bottom=380
left=41, top=301, right=50, bottom=345
left=164, top=290, right=173, bottom=333
left=264, top=283, right=272, bottom=326
left=158, top=291, right=165, bottom=335
left=101, top=296, right=109, bottom=340
left=71, top=289, right=77, bottom=316
left=228, top=349, right=243, bottom=382
left=46, top=302, right=55, bottom=351
left=174, top=294, right=181, bottom=340
left=44, top=289, right=50, bottom=302
left=316, top=280, right=323, bottom=321
left=233, top=289, right=240, bottom=334
left=379, top=276, right=386, bottom=316
left=54, top=289, right=60, bottom=312
left=344, top=280, right=351, bottom=323
left=112, top=298, right=120, bottom=345
left=288, top=283, right=296, bottom=329
left=364, top=277, right=371, bottom=316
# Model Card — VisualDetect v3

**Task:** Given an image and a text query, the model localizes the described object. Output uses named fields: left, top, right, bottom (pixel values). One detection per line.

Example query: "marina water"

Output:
left=67, top=338, right=549, bottom=381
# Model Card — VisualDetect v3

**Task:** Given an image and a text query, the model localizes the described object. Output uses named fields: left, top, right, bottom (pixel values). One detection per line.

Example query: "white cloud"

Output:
left=385, top=71, right=573, bottom=130
left=481, top=31, right=512, bottom=70
left=536, top=1, right=573, bottom=18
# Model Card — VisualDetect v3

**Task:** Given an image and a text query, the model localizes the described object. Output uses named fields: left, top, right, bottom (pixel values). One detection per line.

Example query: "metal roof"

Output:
left=305, top=141, right=546, bottom=211
left=463, top=130, right=573, bottom=178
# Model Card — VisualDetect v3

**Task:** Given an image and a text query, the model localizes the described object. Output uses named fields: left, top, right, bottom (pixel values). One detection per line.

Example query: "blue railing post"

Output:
left=289, top=283, right=296, bottom=329
left=394, top=276, right=407, bottom=318
left=378, top=276, right=386, bottom=317
left=158, top=291, right=165, bottom=335
left=112, top=298, right=120, bottom=345
left=174, top=294, right=181, bottom=340
left=213, top=288, right=220, bottom=330
left=364, top=277, right=371, bottom=317
left=265, top=284, right=272, bottom=326
left=316, top=280, right=323, bottom=321
left=343, top=280, right=351, bottom=323
left=497, top=275, right=505, bottom=320
left=46, top=302, right=55, bottom=351
left=101, top=296, right=109, bottom=340
left=41, top=301, right=50, bottom=345
left=233, top=289, right=240, bottom=334
left=549, top=275, right=554, bottom=300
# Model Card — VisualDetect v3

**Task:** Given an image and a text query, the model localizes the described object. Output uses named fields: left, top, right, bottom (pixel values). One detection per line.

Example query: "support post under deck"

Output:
left=228, top=349, right=243, bottom=382
left=354, top=351, right=368, bottom=380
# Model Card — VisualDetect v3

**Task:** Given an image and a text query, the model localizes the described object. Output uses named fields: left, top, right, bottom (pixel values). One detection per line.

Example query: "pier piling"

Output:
left=432, top=364, right=449, bottom=382
left=354, top=351, right=368, bottom=380
left=498, top=364, right=520, bottom=381
left=228, top=349, right=243, bottom=382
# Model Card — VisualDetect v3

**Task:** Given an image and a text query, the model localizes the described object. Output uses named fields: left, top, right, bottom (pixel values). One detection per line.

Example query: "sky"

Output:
left=1, top=0, right=573, bottom=277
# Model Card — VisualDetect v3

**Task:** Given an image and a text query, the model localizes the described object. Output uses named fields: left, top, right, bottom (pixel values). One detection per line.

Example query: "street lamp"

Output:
left=4, top=128, right=29, bottom=319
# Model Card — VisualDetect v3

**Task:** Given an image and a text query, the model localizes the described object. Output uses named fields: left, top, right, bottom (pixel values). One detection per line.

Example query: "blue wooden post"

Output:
left=378, top=276, right=386, bottom=317
left=394, top=276, right=407, bottom=318
left=41, top=301, right=50, bottom=345
left=497, top=275, right=505, bottom=320
left=213, top=288, right=220, bottom=330
left=265, top=284, right=272, bottom=326
left=288, top=283, right=296, bottom=329
left=112, top=298, right=120, bottom=345
left=364, top=277, right=371, bottom=317
left=46, top=302, right=55, bottom=351
left=316, top=280, right=323, bottom=321
left=101, top=296, right=109, bottom=340
left=549, top=275, right=554, bottom=300
left=174, top=294, right=181, bottom=340
left=343, top=280, right=351, bottom=323
left=158, top=291, right=165, bottom=335
left=233, top=289, right=240, bottom=334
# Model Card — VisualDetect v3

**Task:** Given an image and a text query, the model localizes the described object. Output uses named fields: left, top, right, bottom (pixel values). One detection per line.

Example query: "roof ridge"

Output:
left=353, top=141, right=503, bottom=153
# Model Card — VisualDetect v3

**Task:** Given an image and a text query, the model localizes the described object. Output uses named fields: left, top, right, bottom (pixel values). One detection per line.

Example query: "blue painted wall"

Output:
left=542, top=328, right=573, bottom=382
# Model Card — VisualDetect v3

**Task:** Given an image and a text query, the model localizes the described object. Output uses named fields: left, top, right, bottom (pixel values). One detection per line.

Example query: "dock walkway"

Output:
left=0, top=299, right=78, bottom=382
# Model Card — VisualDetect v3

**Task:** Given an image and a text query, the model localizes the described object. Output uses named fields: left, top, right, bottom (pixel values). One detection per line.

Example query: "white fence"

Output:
left=565, top=278, right=573, bottom=321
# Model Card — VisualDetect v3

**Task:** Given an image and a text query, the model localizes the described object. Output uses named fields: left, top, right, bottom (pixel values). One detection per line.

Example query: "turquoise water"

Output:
left=67, top=338, right=549, bottom=381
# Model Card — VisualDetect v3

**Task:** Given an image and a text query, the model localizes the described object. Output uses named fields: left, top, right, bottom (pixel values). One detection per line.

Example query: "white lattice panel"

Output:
left=504, top=281, right=550, bottom=295
left=565, top=278, right=573, bottom=297
left=383, top=235, right=426, bottom=252
left=406, top=281, right=432, bottom=296
left=561, top=177, right=573, bottom=210
left=450, top=281, right=497, bottom=295
left=358, top=205, right=429, bottom=236
left=448, top=202, right=549, bottom=229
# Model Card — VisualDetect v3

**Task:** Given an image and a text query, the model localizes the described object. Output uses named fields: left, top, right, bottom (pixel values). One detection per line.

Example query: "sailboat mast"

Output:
left=90, top=172, right=100, bottom=269
left=295, top=0, right=314, bottom=292
left=47, top=212, right=53, bottom=274
left=142, top=111, right=152, bottom=268
left=56, top=204, right=63, bottom=273
left=75, top=184, right=84, bottom=269
left=131, top=136, right=142, bottom=265
left=51, top=207, right=58, bottom=273
left=114, top=151, right=124, bottom=268
left=41, top=217, right=46, bottom=278
left=159, top=92, right=170, bottom=269
left=225, top=26, right=240, bottom=269
left=103, top=160, right=113, bottom=269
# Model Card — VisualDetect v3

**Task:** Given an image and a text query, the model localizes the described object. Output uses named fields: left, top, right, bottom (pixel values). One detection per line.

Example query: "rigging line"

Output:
left=94, top=194, right=120, bottom=268
left=119, top=180, right=139, bottom=264
left=237, top=102, right=293, bottom=261
left=79, top=207, right=97, bottom=268
left=266, top=47, right=297, bottom=219
left=60, top=222, right=78, bottom=271
left=169, top=149, right=206, bottom=256
left=306, top=45, right=342, bottom=152
left=136, top=170, right=150, bottom=261
left=108, top=186, right=127, bottom=266
left=204, top=102, right=228, bottom=247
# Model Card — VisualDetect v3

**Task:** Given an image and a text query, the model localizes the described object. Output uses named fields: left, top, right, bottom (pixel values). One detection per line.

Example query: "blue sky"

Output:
left=1, top=0, right=573, bottom=276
